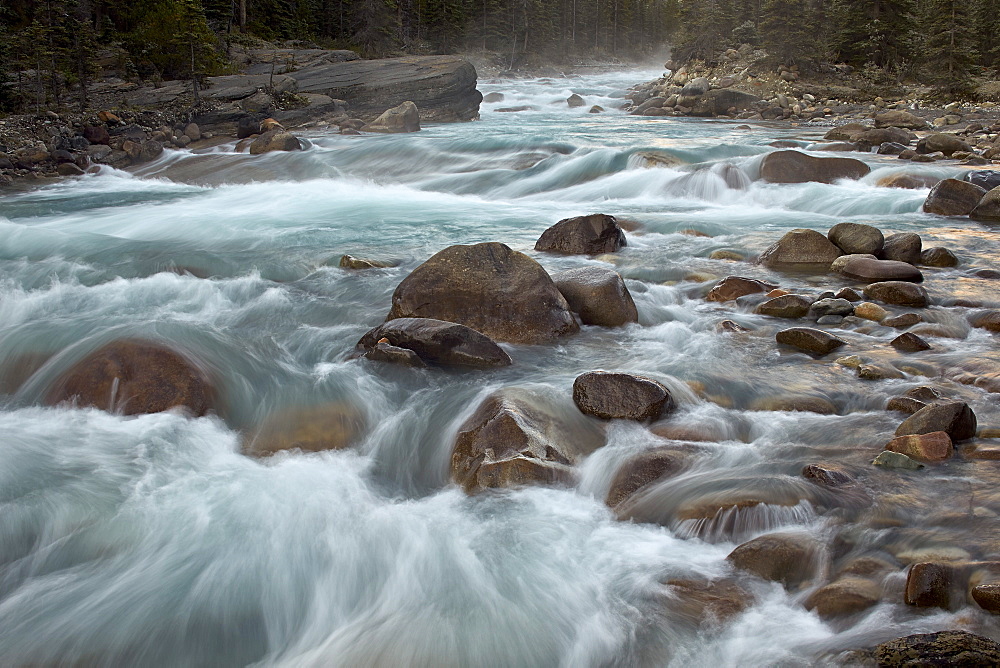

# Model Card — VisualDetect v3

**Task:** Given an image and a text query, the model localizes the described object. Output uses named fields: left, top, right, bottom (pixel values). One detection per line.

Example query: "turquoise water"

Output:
left=1, top=69, right=998, bottom=666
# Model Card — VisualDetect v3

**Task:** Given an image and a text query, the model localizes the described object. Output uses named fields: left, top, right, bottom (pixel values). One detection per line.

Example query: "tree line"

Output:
left=2, top=0, right=999, bottom=113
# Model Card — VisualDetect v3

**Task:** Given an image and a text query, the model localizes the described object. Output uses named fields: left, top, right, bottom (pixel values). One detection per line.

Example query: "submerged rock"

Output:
left=573, top=371, right=673, bottom=421
left=873, top=450, right=924, bottom=469
left=920, top=247, right=959, bottom=267
left=726, top=532, right=821, bottom=587
left=46, top=340, right=213, bottom=416
left=759, top=150, right=870, bottom=184
left=534, top=214, right=627, bottom=255
left=606, top=447, right=691, bottom=509
left=339, top=254, right=392, bottom=269
left=244, top=403, right=366, bottom=456
left=805, top=577, right=881, bottom=618
left=386, top=242, right=578, bottom=344
left=355, top=318, right=512, bottom=369
left=551, top=267, right=638, bottom=327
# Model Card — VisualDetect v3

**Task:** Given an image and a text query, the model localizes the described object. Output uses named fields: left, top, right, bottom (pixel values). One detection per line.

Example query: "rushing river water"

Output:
left=2, top=69, right=1000, bottom=667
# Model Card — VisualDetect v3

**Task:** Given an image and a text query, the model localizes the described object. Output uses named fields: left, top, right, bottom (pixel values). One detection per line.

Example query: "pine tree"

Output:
left=919, top=0, right=976, bottom=96
left=759, top=0, right=814, bottom=66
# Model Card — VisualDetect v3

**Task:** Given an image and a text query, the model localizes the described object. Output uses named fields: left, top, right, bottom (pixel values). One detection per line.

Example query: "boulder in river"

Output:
left=758, top=229, right=843, bottom=273
left=451, top=388, right=601, bottom=493
left=919, top=247, right=958, bottom=267
left=970, top=186, right=1000, bottom=223
left=755, top=294, right=812, bottom=318
left=759, top=150, right=870, bottom=184
left=919, top=132, right=972, bottom=156
left=895, top=401, right=977, bottom=442
left=534, top=214, right=627, bottom=255
left=804, top=577, right=881, bottom=618
left=606, top=446, right=692, bottom=509
left=364, top=100, right=421, bottom=133
left=885, top=431, right=952, bottom=462
left=706, top=276, right=776, bottom=302
left=46, top=340, right=213, bottom=416
left=249, top=129, right=303, bottom=154
left=355, top=318, right=511, bottom=369
left=863, top=281, right=929, bottom=307
left=828, top=222, right=884, bottom=255
left=726, top=532, right=821, bottom=588
left=831, top=254, right=923, bottom=283
left=387, top=242, right=579, bottom=344
left=922, top=178, right=987, bottom=216
left=891, top=332, right=931, bottom=352
left=573, top=371, right=674, bottom=421
left=879, top=232, right=922, bottom=265
left=775, top=327, right=846, bottom=355
left=551, top=267, right=638, bottom=327
left=567, top=93, right=585, bottom=107
left=244, top=402, right=366, bottom=456
left=873, top=110, right=927, bottom=129
left=871, top=631, right=1000, bottom=667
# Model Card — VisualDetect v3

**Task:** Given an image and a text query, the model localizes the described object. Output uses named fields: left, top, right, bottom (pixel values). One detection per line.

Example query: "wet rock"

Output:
left=966, top=170, right=1000, bottom=191
left=858, top=363, right=905, bottom=380
left=809, top=298, right=854, bottom=319
left=824, top=123, right=868, bottom=141
left=896, top=402, right=977, bottom=442
left=920, top=132, right=973, bottom=156
left=355, top=318, right=511, bottom=369
left=755, top=294, right=812, bottom=318
left=920, top=247, right=958, bottom=267
left=689, top=89, right=762, bottom=116
left=573, top=371, right=673, bottom=421
left=138, top=140, right=163, bottom=163
left=552, top=267, right=638, bottom=327
left=885, top=431, right=952, bottom=462
left=759, top=150, right=870, bottom=184
left=249, top=129, right=303, bottom=154
left=876, top=142, right=910, bottom=156
left=717, top=319, right=750, bottom=332
left=535, top=214, right=626, bottom=255
left=805, top=577, right=881, bottom=618
left=451, top=389, right=596, bottom=493
left=45, top=340, right=213, bottom=416
left=83, top=125, right=111, bottom=145
left=872, top=450, right=924, bottom=469
left=750, top=395, right=836, bottom=414
left=726, top=532, right=820, bottom=587
left=483, top=92, right=505, bottom=103
left=816, top=315, right=843, bottom=325
left=589, top=105, right=604, bottom=113
left=970, top=186, right=1000, bottom=223
left=883, top=312, right=922, bottom=328
left=969, top=311, right=1000, bottom=333
left=57, top=163, right=85, bottom=176
left=873, top=631, right=1000, bottom=666
left=832, top=254, right=923, bottom=283
left=364, top=341, right=426, bottom=367
left=863, top=281, right=929, bottom=307
left=606, top=447, right=690, bottom=508
left=891, top=332, right=931, bottom=352
left=971, top=583, right=1000, bottom=613
left=905, top=562, right=959, bottom=608
left=877, top=173, right=940, bottom=189
left=828, top=222, right=884, bottom=255
left=879, top=233, right=922, bottom=265
left=923, top=178, right=987, bottom=216
left=858, top=127, right=911, bottom=146
left=906, top=386, right=941, bottom=402
left=873, top=110, right=927, bottom=129
left=758, top=229, right=843, bottom=273
left=566, top=93, right=585, bottom=107
left=802, top=463, right=854, bottom=487
left=835, top=287, right=862, bottom=301
left=339, top=254, right=392, bottom=269
left=387, top=242, right=578, bottom=344
left=709, top=250, right=745, bottom=261
left=776, top=327, right=847, bottom=355
left=662, top=578, right=751, bottom=626
left=706, top=276, right=776, bottom=302
left=244, top=403, right=366, bottom=456
left=365, top=100, right=421, bottom=133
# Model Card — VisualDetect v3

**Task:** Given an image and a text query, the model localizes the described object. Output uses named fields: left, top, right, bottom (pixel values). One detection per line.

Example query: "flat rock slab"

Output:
left=289, top=55, right=482, bottom=122
left=832, top=255, right=923, bottom=283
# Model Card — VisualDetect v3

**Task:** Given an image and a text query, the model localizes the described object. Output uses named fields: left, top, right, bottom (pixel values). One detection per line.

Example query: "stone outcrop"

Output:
left=551, top=267, right=638, bottom=327
left=46, top=340, right=213, bottom=416
left=290, top=55, right=482, bottom=122
left=355, top=318, right=512, bottom=369
left=759, top=150, right=870, bottom=184
left=386, top=242, right=579, bottom=344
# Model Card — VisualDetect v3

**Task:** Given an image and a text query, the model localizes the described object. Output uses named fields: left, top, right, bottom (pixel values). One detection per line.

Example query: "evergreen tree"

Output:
left=918, top=0, right=976, bottom=96
left=758, top=0, right=814, bottom=66
left=831, top=0, right=916, bottom=69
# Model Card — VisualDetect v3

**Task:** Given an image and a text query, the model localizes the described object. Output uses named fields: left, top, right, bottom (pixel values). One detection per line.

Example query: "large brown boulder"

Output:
left=775, top=327, right=846, bottom=355
left=355, top=318, right=511, bottom=368
left=534, top=214, right=626, bottom=255
left=805, top=577, right=881, bottom=618
left=755, top=294, right=812, bottom=318
left=863, top=281, right=929, bottom=307
left=873, top=631, right=1000, bottom=667
left=896, top=401, right=977, bottom=442
left=920, top=132, right=973, bottom=156
left=885, top=431, right=952, bottom=461
left=364, top=100, right=421, bottom=133
left=551, top=267, right=638, bottom=327
left=879, top=232, right=922, bottom=265
left=249, top=129, right=303, bottom=154
left=759, top=150, right=870, bottom=184
left=970, top=186, right=1000, bottom=223
left=726, top=532, right=821, bottom=587
left=46, top=340, right=213, bottom=416
left=873, top=110, right=928, bottom=129
left=831, top=255, right=923, bottom=283
left=451, top=388, right=601, bottom=493
left=828, top=222, right=884, bottom=255
left=689, top=89, right=761, bottom=116
left=386, top=242, right=579, bottom=344
left=923, top=178, right=987, bottom=216
left=758, top=229, right=843, bottom=272
left=244, top=403, right=365, bottom=456
left=920, top=247, right=959, bottom=267
left=706, top=276, right=776, bottom=302
left=573, top=371, right=673, bottom=421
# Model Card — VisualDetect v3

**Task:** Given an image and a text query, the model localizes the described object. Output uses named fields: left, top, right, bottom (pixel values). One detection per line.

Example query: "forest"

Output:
left=1, top=0, right=998, bottom=112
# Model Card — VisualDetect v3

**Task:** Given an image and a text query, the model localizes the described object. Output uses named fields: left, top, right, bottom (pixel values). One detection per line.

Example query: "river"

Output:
left=1, top=68, right=999, bottom=666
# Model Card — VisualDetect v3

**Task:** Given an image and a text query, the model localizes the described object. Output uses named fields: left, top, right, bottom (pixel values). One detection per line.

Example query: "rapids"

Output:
left=1, top=69, right=999, bottom=666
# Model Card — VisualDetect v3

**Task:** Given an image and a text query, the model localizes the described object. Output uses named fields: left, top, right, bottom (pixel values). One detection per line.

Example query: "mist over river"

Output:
left=2, top=68, right=999, bottom=666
